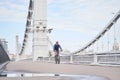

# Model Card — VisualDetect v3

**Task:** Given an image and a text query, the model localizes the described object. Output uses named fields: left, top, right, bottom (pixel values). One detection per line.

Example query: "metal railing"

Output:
left=0, top=41, right=10, bottom=64
left=43, top=52, right=120, bottom=66
left=0, top=40, right=10, bottom=74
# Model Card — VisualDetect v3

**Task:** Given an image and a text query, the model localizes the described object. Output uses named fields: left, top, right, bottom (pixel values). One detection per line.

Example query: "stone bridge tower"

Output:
left=32, top=0, right=49, bottom=61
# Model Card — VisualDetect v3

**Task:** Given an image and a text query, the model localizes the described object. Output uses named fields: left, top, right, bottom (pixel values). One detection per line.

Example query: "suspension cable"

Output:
left=73, top=9, right=120, bottom=54
left=19, top=0, right=33, bottom=55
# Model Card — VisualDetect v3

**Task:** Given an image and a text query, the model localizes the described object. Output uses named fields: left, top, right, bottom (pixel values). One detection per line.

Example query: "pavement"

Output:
left=0, top=61, right=120, bottom=80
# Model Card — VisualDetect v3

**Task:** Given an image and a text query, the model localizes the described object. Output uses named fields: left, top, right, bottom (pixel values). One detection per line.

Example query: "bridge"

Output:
left=0, top=0, right=120, bottom=80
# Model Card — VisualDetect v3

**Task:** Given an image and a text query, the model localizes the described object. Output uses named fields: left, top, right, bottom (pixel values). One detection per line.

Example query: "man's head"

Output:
left=56, top=41, right=59, bottom=44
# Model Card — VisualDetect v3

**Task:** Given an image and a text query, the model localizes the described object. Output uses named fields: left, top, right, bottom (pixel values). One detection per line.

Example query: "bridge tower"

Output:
left=32, top=0, right=49, bottom=61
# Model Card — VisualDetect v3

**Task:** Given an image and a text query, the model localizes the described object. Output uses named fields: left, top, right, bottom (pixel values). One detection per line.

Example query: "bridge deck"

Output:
left=1, top=61, right=120, bottom=80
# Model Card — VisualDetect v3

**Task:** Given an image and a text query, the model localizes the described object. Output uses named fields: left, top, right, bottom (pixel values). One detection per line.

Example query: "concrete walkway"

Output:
left=1, top=61, right=120, bottom=80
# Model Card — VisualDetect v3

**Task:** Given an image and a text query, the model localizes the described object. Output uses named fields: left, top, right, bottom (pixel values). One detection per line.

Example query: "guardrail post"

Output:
left=70, top=55, right=73, bottom=63
left=92, top=54, right=98, bottom=65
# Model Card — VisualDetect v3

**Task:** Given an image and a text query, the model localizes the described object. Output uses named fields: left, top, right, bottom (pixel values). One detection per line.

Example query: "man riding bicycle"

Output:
left=53, top=41, right=62, bottom=64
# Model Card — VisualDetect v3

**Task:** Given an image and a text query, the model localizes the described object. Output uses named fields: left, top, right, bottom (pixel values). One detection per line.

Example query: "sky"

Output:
left=0, top=0, right=120, bottom=54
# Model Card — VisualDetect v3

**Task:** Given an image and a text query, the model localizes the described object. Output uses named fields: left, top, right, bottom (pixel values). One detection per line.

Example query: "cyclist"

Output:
left=53, top=41, right=62, bottom=64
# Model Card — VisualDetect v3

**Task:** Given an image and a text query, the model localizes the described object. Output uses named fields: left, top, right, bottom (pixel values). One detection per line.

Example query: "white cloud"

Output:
left=0, top=1, right=28, bottom=22
left=22, top=0, right=29, bottom=3
left=48, top=0, right=120, bottom=35
left=0, top=7, right=26, bottom=22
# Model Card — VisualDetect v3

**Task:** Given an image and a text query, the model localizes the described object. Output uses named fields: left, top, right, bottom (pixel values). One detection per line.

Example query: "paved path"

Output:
left=1, top=61, right=120, bottom=80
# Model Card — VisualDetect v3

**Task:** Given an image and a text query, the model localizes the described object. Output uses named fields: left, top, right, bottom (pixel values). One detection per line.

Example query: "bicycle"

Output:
left=54, top=51, right=60, bottom=64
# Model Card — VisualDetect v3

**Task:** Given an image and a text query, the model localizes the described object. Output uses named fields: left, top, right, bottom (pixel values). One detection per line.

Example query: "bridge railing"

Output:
left=43, top=52, right=120, bottom=66
left=96, top=53, right=120, bottom=65
left=72, top=54, right=94, bottom=64
left=0, top=40, right=10, bottom=74
left=0, top=40, right=10, bottom=64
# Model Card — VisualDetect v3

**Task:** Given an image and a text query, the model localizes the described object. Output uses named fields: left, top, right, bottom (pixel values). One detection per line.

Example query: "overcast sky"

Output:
left=0, top=0, right=120, bottom=54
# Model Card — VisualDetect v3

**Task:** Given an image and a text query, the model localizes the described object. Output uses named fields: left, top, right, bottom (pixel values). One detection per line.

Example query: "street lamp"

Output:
left=48, top=28, right=53, bottom=33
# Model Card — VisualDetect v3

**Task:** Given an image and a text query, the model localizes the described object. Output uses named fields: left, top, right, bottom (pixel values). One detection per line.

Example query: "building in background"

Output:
left=113, top=39, right=119, bottom=51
